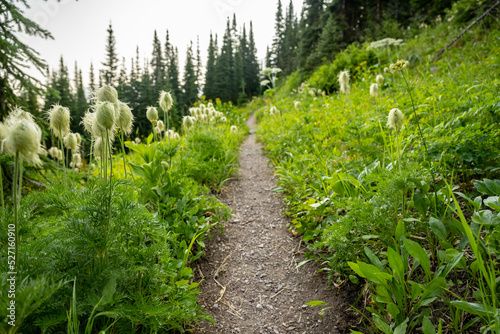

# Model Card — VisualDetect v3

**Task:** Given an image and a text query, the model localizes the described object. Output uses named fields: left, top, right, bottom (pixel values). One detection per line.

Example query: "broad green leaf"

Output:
left=394, top=318, right=409, bottom=334
left=175, top=280, right=189, bottom=287
left=451, top=301, right=498, bottom=318
left=417, top=277, right=447, bottom=308
left=373, top=314, right=392, bottom=334
left=404, top=238, right=431, bottom=278
left=413, top=190, right=428, bottom=216
left=386, top=302, right=400, bottom=320
left=348, top=262, right=365, bottom=278
left=364, top=246, right=384, bottom=271
left=484, top=179, right=500, bottom=195
left=387, top=247, right=405, bottom=282
left=189, top=282, right=201, bottom=290
left=484, top=196, right=500, bottom=211
left=422, top=316, right=436, bottom=334
left=306, top=300, right=328, bottom=306
left=395, top=220, right=406, bottom=241
left=358, top=261, right=392, bottom=285
left=101, top=277, right=116, bottom=306
left=442, top=249, right=466, bottom=274
left=429, top=217, right=447, bottom=241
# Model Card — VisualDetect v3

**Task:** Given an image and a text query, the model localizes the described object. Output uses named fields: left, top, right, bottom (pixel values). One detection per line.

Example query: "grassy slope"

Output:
left=255, top=17, right=499, bottom=333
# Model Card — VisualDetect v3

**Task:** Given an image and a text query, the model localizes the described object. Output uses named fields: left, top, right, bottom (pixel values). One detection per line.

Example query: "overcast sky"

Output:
left=20, top=0, right=303, bottom=87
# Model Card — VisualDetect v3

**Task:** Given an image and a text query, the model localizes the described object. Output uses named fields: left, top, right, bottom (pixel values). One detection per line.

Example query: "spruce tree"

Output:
left=181, top=42, right=198, bottom=112
left=214, top=18, right=235, bottom=102
left=89, top=62, right=96, bottom=92
left=204, top=32, right=217, bottom=101
left=298, top=0, right=325, bottom=73
left=247, top=22, right=261, bottom=97
left=55, top=56, right=73, bottom=108
left=272, top=0, right=284, bottom=68
left=73, top=63, right=87, bottom=133
left=196, top=36, right=202, bottom=90
left=102, top=22, right=119, bottom=86
left=0, top=1, right=53, bottom=118
left=44, top=67, right=60, bottom=111
left=151, top=30, right=165, bottom=98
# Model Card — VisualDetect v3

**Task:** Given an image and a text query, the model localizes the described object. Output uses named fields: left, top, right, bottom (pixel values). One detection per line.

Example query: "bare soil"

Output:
left=194, top=115, right=356, bottom=334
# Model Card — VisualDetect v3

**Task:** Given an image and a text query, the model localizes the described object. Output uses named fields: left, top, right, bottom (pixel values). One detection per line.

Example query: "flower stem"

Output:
left=13, top=152, right=20, bottom=272
left=119, top=132, right=127, bottom=178
left=0, top=163, right=4, bottom=224
left=402, top=73, right=439, bottom=215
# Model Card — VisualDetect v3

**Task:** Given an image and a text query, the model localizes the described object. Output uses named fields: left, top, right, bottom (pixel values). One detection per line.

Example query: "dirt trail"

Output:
left=194, top=115, right=351, bottom=334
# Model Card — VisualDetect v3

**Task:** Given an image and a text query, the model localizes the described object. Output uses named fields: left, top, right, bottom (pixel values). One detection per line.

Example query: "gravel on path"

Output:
left=194, top=115, right=355, bottom=334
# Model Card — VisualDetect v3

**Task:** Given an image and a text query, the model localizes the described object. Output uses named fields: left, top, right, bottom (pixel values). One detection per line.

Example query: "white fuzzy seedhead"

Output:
left=75, top=133, right=82, bottom=146
left=72, top=153, right=82, bottom=165
left=376, top=75, right=384, bottom=86
left=48, top=147, right=58, bottom=158
left=156, top=120, right=165, bottom=132
left=96, top=85, right=118, bottom=105
left=370, top=83, right=379, bottom=97
left=387, top=108, right=404, bottom=131
left=82, top=111, right=96, bottom=135
left=146, top=106, right=158, bottom=122
left=63, top=133, right=79, bottom=152
left=269, top=106, right=277, bottom=116
left=4, top=109, right=43, bottom=166
left=220, top=117, right=227, bottom=122
left=338, top=71, right=350, bottom=94
left=48, top=105, right=70, bottom=138
left=96, top=101, right=116, bottom=130
left=134, top=137, right=141, bottom=144
left=182, top=116, right=194, bottom=129
left=230, top=125, right=238, bottom=134
left=117, top=102, right=134, bottom=135
left=159, top=91, right=173, bottom=112
left=294, top=101, right=301, bottom=111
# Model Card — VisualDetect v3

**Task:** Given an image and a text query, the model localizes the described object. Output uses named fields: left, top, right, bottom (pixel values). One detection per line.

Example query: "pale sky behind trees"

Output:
left=21, top=0, right=303, bottom=87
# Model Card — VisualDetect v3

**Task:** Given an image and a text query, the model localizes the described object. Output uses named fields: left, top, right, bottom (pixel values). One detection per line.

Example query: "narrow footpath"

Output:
left=194, top=115, right=353, bottom=334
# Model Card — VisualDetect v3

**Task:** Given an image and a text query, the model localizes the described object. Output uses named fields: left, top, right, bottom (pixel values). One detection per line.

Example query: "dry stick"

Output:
left=432, top=0, right=500, bottom=62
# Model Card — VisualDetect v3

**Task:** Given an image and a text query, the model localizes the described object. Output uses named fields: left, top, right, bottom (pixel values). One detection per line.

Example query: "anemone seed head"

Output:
left=387, top=108, right=404, bottom=131
left=81, top=111, right=96, bottom=135
left=156, top=120, right=165, bottom=132
left=159, top=91, right=173, bottom=112
left=117, top=102, right=134, bottom=135
left=376, top=75, right=384, bottom=86
left=96, top=101, right=116, bottom=130
left=5, top=110, right=43, bottom=166
left=47, top=105, right=70, bottom=138
left=96, top=85, right=118, bottom=105
left=63, top=133, right=78, bottom=152
left=230, top=125, right=238, bottom=133
left=146, top=106, right=159, bottom=122
left=370, top=83, right=379, bottom=97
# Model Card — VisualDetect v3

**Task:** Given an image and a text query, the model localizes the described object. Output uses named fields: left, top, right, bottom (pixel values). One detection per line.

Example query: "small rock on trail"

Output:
left=194, top=115, right=353, bottom=333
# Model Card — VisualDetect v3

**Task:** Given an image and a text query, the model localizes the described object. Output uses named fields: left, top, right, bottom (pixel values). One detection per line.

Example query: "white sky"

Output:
left=20, top=0, right=303, bottom=87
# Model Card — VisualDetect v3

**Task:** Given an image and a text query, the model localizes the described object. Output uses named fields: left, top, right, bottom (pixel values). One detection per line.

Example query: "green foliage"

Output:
left=257, top=19, right=500, bottom=333
left=307, top=43, right=377, bottom=94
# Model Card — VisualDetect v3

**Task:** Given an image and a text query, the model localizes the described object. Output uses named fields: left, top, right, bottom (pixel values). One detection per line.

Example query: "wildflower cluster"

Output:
left=366, top=37, right=404, bottom=50
left=389, top=59, right=410, bottom=73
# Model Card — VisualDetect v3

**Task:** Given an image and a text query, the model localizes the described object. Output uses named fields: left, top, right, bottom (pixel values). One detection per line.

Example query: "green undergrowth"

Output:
left=0, top=102, right=247, bottom=333
left=256, top=14, right=500, bottom=334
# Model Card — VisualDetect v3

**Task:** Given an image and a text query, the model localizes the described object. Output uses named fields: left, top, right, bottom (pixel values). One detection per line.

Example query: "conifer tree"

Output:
left=89, top=62, right=96, bottom=93
left=298, top=0, right=324, bottom=72
left=73, top=63, right=87, bottom=132
left=151, top=30, right=165, bottom=98
left=214, top=18, right=235, bottom=102
left=102, top=22, right=119, bottom=86
left=55, top=56, right=73, bottom=108
left=196, top=36, right=202, bottom=89
left=44, top=67, right=60, bottom=111
left=247, top=22, right=261, bottom=97
left=204, top=32, right=218, bottom=101
left=272, top=0, right=284, bottom=67
left=181, top=42, right=198, bottom=112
